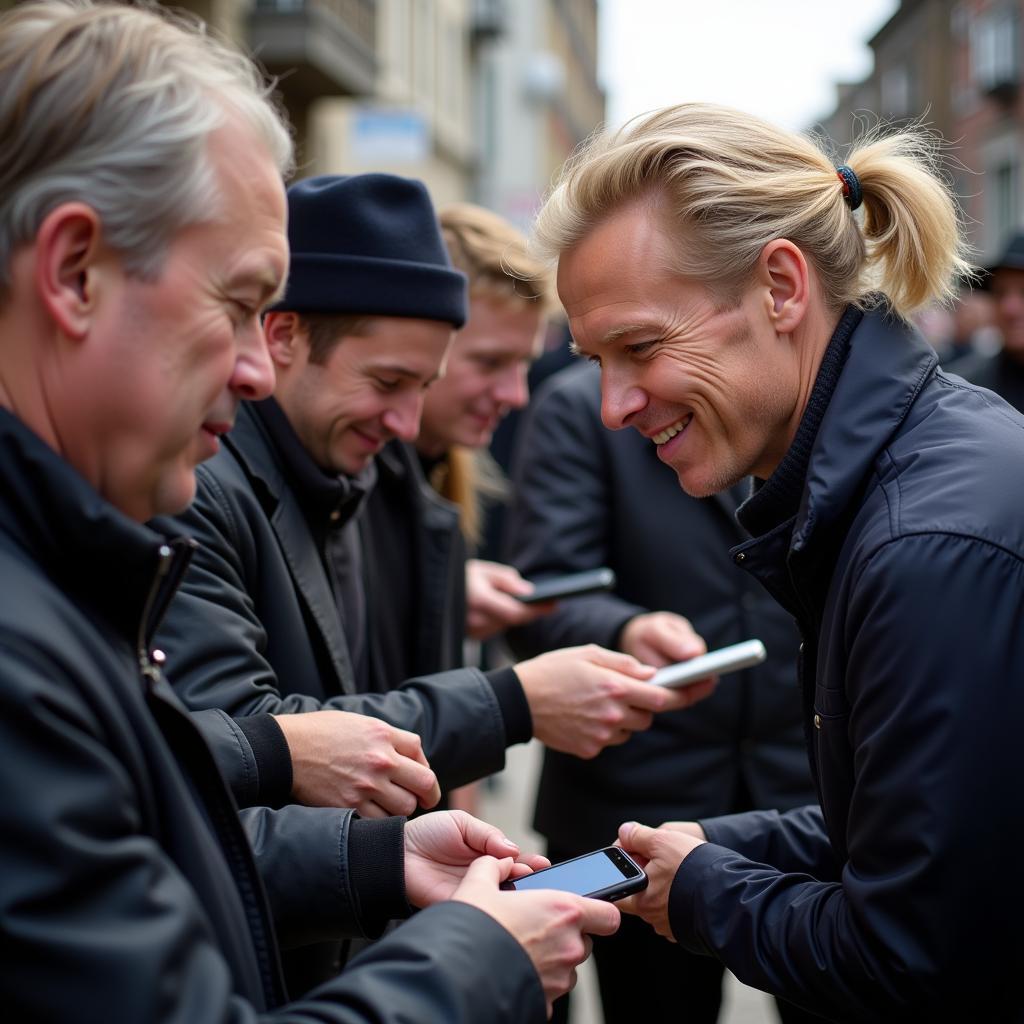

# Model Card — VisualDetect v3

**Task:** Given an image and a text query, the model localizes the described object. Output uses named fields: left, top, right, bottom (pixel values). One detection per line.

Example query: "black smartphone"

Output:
left=517, top=567, right=617, bottom=605
left=499, top=846, right=647, bottom=902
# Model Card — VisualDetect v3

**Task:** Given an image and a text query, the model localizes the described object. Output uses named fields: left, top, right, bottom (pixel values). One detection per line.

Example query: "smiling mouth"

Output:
left=352, top=427, right=386, bottom=449
left=651, top=414, right=693, bottom=445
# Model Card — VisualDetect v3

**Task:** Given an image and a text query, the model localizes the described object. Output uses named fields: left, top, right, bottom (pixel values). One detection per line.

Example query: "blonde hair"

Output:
left=440, top=203, right=559, bottom=316
left=429, top=447, right=508, bottom=548
left=533, top=103, right=971, bottom=319
left=0, top=0, right=293, bottom=299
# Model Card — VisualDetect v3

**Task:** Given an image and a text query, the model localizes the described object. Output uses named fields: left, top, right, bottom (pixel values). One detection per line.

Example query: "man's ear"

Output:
left=33, top=203, right=104, bottom=340
left=756, top=239, right=810, bottom=335
left=263, top=311, right=304, bottom=369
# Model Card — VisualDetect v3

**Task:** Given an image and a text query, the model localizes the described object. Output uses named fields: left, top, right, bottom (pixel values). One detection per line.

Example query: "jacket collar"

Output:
left=732, top=305, right=937, bottom=609
left=222, top=401, right=358, bottom=694
left=0, top=408, right=193, bottom=645
left=791, top=305, right=936, bottom=563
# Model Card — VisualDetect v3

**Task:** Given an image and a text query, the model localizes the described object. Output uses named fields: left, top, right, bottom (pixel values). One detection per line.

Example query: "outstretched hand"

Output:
left=619, top=611, right=718, bottom=707
left=615, top=820, right=706, bottom=941
left=451, top=855, right=621, bottom=1018
left=465, top=559, right=557, bottom=640
left=404, top=810, right=548, bottom=908
left=517, top=644, right=712, bottom=760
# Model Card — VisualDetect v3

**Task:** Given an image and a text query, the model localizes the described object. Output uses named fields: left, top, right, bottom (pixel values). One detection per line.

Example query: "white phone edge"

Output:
left=649, top=639, right=767, bottom=689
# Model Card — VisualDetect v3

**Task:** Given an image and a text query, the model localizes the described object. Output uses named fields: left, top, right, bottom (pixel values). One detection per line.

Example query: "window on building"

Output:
left=989, top=159, right=1020, bottom=252
left=971, top=5, right=1020, bottom=94
left=881, top=64, right=912, bottom=118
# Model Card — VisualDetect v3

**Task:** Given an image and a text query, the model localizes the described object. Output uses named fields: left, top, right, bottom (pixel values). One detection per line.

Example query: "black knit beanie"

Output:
left=271, top=173, right=467, bottom=327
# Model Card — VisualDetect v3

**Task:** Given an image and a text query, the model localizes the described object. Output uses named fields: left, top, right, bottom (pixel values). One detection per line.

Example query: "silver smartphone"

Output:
left=649, top=639, right=767, bottom=689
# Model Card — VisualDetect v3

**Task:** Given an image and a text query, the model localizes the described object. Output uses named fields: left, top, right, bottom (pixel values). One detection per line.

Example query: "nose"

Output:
left=381, top=390, right=424, bottom=442
left=600, top=369, right=647, bottom=431
left=230, top=319, right=276, bottom=401
left=493, top=365, right=529, bottom=410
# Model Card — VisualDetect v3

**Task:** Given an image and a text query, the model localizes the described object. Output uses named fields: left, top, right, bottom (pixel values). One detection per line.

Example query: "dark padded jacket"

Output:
left=505, top=361, right=814, bottom=852
left=155, top=403, right=526, bottom=794
left=668, top=308, right=1024, bottom=1021
left=0, top=408, right=544, bottom=1022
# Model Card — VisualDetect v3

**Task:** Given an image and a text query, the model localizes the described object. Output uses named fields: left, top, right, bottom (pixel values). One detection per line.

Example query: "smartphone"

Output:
left=649, top=639, right=767, bottom=689
left=517, top=567, right=617, bottom=605
left=499, top=846, right=647, bottom=902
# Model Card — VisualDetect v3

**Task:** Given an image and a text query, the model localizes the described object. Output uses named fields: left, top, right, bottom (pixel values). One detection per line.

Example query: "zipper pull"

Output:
left=138, top=544, right=174, bottom=686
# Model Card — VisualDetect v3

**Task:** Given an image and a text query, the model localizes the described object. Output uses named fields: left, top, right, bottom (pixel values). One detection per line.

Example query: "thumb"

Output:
left=463, top=854, right=515, bottom=887
left=618, top=821, right=658, bottom=856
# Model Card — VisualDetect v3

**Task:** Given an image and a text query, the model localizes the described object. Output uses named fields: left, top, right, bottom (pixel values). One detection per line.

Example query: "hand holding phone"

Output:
left=517, top=568, right=617, bottom=605
left=649, top=639, right=767, bottom=689
left=499, top=846, right=647, bottom=902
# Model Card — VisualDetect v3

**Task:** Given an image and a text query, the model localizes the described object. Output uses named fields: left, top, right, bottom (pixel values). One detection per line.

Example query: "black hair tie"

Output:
left=836, top=165, right=863, bottom=211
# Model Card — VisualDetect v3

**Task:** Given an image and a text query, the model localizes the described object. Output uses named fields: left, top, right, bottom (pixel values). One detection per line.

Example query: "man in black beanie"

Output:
left=155, top=173, right=700, bottom=990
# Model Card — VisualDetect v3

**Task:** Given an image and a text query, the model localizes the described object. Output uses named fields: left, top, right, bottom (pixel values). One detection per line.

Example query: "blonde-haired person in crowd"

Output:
left=434, top=203, right=565, bottom=639
left=533, top=102, right=1024, bottom=1020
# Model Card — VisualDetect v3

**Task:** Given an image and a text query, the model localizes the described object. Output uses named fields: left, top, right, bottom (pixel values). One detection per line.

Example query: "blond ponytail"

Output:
left=845, top=131, right=972, bottom=317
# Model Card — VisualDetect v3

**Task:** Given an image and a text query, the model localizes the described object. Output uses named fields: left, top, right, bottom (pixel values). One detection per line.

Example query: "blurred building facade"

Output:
left=105, top=0, right=606, bottom=218
left=818, top=0, right=1024, bottom=262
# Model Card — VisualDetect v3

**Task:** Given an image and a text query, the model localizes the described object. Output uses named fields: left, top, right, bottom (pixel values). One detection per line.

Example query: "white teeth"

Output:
left=652, top=415, right=692, bottom=445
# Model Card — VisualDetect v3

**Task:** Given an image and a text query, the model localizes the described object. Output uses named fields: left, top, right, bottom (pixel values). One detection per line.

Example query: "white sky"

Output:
left=599, top=0, right=901, bottom=132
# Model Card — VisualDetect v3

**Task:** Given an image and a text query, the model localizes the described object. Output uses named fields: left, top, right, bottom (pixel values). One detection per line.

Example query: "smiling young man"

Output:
left=359, top=202, right=566, bottom=693
left=530, top=102, right=1024, bottom=1020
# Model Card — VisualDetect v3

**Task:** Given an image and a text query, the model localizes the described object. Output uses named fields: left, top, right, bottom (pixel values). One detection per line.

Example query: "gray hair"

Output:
left=0, top=0, right=294, bottom=301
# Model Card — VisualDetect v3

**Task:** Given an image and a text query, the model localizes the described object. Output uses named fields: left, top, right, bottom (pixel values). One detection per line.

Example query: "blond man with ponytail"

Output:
left=537, top=103, right=1024, bottom=1020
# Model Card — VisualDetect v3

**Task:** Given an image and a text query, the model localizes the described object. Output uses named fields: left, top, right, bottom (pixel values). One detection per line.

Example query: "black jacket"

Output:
left=155, top=402, right=530, bottom=795
left=505, top=362, right=814, bottom=852
left=0, top=408, right=544, bottom=1022
left=362, top=440, right=467, bottom=685
left=669, top=308, right=1024, bottom=1021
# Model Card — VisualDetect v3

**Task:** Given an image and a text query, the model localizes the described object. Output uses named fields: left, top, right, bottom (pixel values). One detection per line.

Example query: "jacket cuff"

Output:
left=487, top=667, right=533, bottom=746
left=348, top=816, right=410, bottom=937
left=235, top=714, right=293, bottom=808
left=667, top=841, right=738, bottom=955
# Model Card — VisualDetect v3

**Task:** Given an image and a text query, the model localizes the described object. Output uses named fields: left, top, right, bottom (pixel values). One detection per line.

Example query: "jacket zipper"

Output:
left=137, top=539, right=196, bottom=687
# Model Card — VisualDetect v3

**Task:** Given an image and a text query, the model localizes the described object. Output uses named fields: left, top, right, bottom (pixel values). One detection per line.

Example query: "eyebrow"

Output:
left=229, top=266, right=287, bottom=308
left=569, top=321, right=653, bottom=356
left=600, top=322, right=654, bottom=345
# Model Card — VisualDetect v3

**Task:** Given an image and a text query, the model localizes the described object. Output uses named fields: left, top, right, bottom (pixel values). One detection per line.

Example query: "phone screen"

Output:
left=508, top=849, right=636, bottom=896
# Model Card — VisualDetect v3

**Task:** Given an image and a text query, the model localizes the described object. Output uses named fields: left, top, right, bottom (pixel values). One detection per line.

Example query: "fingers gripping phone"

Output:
left=649, top=639, right=767, bottom=689
left=516, top=568, right=617, bottom=605
left=499, top=846, right=647, bottom=902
